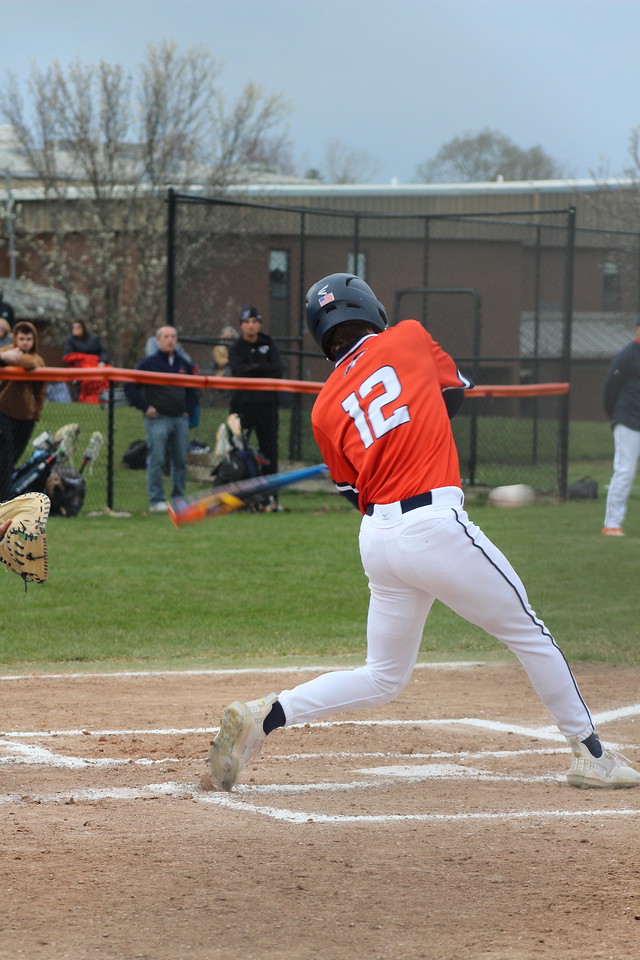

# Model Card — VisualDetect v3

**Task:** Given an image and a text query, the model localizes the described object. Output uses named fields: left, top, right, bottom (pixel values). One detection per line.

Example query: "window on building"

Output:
left=269, top=250, right=289, bottom=299
left=603, top=260, right=620, bottom=311
left=269, top=249, right=290, bottom=345
left=347, top=252, right=367, bottom=279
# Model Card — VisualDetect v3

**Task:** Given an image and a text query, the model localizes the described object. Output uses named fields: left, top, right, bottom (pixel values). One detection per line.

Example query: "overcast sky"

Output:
left=2, top=0, right=639, bottom=183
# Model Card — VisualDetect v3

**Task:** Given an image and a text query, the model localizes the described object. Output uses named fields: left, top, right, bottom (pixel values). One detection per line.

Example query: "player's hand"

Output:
left=0, top=519, right=11, bottom=540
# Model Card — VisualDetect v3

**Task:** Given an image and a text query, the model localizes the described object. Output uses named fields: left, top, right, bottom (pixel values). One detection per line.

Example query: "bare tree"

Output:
left=0, top=42, right=291, bottom=363
left=414, top=128, right=566, bottom=183
left=317, top=139, right=381, bottom=185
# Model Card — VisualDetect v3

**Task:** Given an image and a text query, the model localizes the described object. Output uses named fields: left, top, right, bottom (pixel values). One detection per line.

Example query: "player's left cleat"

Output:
left=566, top=737, right=640, bottom=788
left=601, top=526, right=625, bottom=536
left=208, top=693, right=277, bottom=792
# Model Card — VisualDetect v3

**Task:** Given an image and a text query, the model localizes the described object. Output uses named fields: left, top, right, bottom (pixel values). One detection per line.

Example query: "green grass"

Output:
left=3, top=489, right=639, bottom=672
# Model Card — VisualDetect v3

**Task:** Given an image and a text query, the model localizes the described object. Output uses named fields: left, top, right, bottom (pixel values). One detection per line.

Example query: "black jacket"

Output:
left=603, top=338, right=640, bottom=432
left=63, top=332, right=109, bottom=363
left=228, top=332, right=284, bottom=405
left=125, top=350, right=200, bottom=418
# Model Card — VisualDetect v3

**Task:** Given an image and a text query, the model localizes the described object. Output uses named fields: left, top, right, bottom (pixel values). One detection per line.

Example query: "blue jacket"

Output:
left=603, top=338, right=640, bottom=431
left=125, top=349, right=200, bottom=418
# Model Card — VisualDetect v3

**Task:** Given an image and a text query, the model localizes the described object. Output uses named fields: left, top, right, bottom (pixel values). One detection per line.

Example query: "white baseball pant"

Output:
left=604, top=422, right=640, bottom=529
left=278, top=487, right=594, bottom=741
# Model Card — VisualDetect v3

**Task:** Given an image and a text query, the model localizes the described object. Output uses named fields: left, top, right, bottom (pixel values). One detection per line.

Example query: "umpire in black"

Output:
left=228, top=306, right=284, bottom=476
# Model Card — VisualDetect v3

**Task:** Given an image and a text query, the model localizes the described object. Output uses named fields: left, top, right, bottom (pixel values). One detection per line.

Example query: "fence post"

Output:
left=288, top=211, right=307, bottom=460
left=421, top=217, right=430, bottom=327
left=166, top=187, right=176, bottom=327
left=558, top=206, right=576, bottom=500
left=106, top=380, right=115, bottom=510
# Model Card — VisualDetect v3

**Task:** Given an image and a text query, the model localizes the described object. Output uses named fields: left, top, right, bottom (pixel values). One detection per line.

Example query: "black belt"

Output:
left=365, top=491, right=433, bottom=516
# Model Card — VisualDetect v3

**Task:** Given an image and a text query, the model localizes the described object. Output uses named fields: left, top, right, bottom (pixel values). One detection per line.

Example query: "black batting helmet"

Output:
left=306, top=273, right=388, bottom=359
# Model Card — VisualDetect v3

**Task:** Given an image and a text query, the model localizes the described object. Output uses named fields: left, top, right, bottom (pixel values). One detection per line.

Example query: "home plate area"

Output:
left=3, top=662, right=640, bottom=960
left=2, top=660, right=640, bottom=824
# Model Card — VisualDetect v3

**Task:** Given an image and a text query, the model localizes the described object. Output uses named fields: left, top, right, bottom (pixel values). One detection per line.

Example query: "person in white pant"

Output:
left=602, top=319, right=640, bottom=536
left=208, top=274, right=640, bottom=793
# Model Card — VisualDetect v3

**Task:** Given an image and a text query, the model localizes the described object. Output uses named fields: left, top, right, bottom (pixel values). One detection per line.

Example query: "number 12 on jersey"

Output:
left=341, top=365, right=410, bottom=448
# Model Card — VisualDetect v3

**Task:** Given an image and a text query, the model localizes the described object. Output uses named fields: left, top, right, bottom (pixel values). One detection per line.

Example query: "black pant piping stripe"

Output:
left=452, top=508, right=594, bottom=732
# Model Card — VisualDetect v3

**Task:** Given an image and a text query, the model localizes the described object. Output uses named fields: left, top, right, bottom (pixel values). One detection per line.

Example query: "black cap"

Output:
left=239, top=306, right=261, bottom=323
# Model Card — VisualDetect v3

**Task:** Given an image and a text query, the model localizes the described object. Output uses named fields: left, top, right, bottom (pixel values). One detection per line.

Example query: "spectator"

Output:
left=228, top=306, right=284, bottom=476
left=63, top=319, right=109, bottom=404
left=146, top=327, right=199, bottom=426
left=145, top=327, right=192, bottom=363
left=0, top=318, right=11, bottom=348
left=212, top=325, right=238, bottom=377
left=124, top=325, right=200, bottom=513
left=602, top=317, right=640, bottom=536
left=63, top=318, right=108, bottom=364
left=0, top=322, right=46, bottom=501
left=0, top=288, right=16, bottom=329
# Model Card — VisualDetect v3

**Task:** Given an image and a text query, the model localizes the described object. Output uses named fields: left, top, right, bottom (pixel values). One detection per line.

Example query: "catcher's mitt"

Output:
left=0, top=492, right=50, bottom=585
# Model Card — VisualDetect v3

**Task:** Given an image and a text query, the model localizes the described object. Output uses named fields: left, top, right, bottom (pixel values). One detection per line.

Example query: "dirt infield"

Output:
left=2, top=661, right=640, bottom=960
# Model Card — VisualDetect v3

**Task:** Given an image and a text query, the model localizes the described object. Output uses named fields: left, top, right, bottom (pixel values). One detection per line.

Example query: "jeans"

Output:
left=144, top=414, right=189, bottom=505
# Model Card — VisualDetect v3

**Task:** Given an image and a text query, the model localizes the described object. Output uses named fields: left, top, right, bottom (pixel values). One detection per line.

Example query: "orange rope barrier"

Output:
left=0, top=365, right=569, bottom=398
left=465, top=383, right=569, bottom=397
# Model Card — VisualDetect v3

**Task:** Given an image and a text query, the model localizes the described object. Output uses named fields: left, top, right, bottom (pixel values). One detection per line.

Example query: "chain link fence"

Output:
left=166, top=194, right=640, bottom=493
left=167, top=194, right=578, bottom=494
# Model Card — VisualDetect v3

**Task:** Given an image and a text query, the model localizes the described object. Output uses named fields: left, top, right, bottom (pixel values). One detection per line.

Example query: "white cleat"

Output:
left=567, top=737, right=640, bottom=789
left=208, top=693, right=277, bottom=792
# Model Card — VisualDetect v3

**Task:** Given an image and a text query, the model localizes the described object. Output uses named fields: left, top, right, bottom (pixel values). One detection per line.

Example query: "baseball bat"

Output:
left=168, top=463, right=329, bottom=527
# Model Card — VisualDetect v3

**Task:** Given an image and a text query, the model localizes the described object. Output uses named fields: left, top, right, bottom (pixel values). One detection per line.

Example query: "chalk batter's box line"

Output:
left=0, top=742, right=591, bottom=770
left=3, top=704, right=640, bottom=742
left=2, top=731, right=640, bottom=824
left=1, top=776, right=640, bottom=827
left=0, top=662, right=488, bottom=682
left=1, top=665, right=638, bottom=823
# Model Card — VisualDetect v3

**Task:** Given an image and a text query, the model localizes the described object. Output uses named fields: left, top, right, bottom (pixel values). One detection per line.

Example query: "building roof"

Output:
left=0, top=276, right=86, bottom=321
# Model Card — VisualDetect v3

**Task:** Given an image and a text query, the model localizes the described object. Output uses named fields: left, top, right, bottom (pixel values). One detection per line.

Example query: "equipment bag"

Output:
left=122, top=439, right=148, bottom=470
left=567, top=476, right=598, bottom=499
left=10, top=450, right=56, bottom=496
left=212, top=445, right=262, bottom=485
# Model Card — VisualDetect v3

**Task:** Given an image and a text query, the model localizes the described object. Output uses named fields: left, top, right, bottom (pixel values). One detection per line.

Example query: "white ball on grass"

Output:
left=488, top=484, right=535, bottom=508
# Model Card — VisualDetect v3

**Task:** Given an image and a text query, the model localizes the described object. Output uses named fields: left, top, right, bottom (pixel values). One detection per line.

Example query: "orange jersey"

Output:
left=311, top=320, right=472, bottom=512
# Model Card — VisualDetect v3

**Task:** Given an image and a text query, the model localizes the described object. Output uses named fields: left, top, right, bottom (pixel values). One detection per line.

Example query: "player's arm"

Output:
left=333, top=481, right=360, bottom=508
left=313, top=423, right=360, bottom=509
left=425, top=331, right=474, bottom=418
left=442, top=386, right=465, bottom=419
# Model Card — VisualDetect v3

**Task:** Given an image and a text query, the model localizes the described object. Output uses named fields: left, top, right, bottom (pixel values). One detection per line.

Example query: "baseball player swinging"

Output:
left=209, top=273, right=640, bottom=792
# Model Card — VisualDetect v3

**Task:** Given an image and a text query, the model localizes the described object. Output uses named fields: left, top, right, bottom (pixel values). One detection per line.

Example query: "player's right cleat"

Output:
left=601, top=526, right=625, bottom=536
left=208, top=693, right=277, bottom=792
left=566, top=737, right=640, bottom=788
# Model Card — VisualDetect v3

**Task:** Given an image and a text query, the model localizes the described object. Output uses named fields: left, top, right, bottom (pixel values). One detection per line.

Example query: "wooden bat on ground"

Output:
left=168, top=463, right=329, bottom=527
